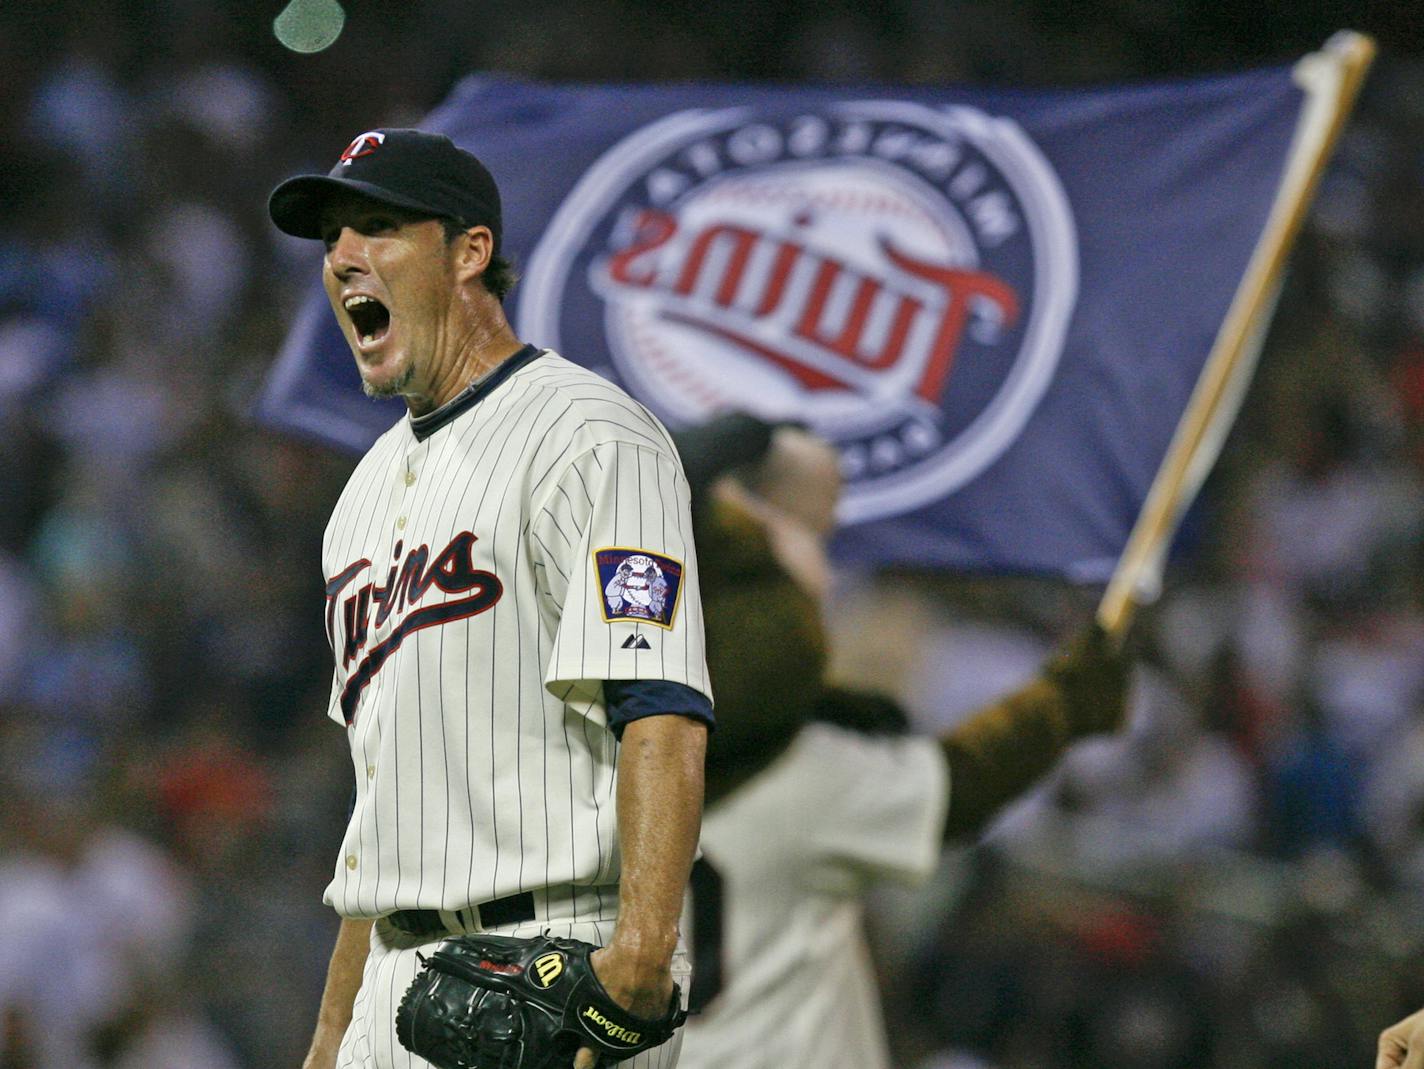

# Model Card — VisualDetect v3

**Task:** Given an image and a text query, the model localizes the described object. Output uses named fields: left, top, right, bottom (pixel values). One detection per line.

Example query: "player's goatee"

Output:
left=361, top=362, right=415, bottom=399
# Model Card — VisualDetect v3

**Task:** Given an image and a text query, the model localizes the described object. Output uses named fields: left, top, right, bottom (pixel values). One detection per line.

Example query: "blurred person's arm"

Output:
left=939, top=623, right=1128, bottom=838
left=302, top=917, right=372, bottom=1069
left=811, top=624, right=1130, bottom=839
left=1378, top=1007, right=1424, bottom=1069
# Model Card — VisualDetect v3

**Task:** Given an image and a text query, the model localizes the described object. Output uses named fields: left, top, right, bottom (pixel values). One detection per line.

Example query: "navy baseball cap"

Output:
left=267, top=128, right=502, bottom=250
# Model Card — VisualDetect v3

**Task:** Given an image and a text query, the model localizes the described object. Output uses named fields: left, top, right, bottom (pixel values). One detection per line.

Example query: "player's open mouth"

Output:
left=344, top=294, right=391, bottom=347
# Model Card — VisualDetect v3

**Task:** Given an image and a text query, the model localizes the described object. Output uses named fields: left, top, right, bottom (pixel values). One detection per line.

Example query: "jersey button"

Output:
left=396, top=517, right=407, bottom=530
left=404, top=470, right=416, bottom=487
left=366, top=764, right=376, bottom=779
left=346, top=854, right=358, bottom=870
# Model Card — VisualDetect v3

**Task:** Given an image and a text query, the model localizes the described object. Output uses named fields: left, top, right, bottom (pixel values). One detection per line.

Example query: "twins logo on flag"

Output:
left=520, top=102, right=1079, bottom=523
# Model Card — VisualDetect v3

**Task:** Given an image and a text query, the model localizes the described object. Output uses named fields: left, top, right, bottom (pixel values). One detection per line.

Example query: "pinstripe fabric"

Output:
left=320, top=350, right=711, bottom=920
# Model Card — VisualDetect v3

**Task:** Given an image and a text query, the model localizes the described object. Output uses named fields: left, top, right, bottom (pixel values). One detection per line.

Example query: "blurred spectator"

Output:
left=0, top=721, right=237, bottom=1068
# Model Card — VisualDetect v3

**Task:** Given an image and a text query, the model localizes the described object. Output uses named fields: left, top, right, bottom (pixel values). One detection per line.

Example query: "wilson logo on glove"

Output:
left=581, top=1005, right=642, bottom=1047
left=533, top=952, right=565, bottom=988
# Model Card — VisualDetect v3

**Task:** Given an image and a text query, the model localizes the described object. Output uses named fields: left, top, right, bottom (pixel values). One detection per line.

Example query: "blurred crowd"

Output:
left=2, top=1, right=1424, bottom=1066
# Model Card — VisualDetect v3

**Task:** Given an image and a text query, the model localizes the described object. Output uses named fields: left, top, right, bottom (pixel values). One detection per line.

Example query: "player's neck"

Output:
left=408, top=312, right=523, bottom=417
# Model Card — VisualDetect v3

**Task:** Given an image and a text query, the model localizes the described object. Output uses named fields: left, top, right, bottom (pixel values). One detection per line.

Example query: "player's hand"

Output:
left=572, top=944, right=675, bottom=1068
left=1379, top=1007, right=1424, bottom=1069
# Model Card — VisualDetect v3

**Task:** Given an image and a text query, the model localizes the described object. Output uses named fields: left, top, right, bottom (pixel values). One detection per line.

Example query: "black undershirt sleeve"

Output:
left=603, top=679, right=715, bottom=739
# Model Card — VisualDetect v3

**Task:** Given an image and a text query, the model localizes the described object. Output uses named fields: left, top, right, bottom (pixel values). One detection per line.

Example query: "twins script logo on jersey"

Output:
left=519, top=103, right=1079, bottom=523
left=596, top=548, right=683, bottom=629
left=325, top=532, right=503, bottom=722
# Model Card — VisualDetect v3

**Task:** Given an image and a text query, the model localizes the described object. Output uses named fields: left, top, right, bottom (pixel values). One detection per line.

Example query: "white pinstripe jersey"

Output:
left=319, top=347, right=711, bottom=918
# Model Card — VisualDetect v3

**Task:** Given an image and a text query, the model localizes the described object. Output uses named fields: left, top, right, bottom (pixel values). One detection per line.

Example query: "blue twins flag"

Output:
left=258, top=68, right=1306, bottom=578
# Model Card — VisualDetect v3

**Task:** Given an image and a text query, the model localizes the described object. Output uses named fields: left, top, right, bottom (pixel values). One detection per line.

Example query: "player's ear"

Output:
left=450, top=225, right=495, bottom=286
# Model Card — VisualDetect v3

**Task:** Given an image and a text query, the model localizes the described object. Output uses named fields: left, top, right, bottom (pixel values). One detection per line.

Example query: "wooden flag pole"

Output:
left=1096, top=31, right=1377, bottom=639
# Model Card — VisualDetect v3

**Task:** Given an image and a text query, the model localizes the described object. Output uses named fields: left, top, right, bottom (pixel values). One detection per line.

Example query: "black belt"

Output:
left=387, top=891, right=536, bottom=937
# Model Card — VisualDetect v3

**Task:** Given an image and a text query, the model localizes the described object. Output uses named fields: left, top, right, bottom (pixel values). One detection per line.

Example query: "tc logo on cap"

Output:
left=339, top=130, right=386, bottom=165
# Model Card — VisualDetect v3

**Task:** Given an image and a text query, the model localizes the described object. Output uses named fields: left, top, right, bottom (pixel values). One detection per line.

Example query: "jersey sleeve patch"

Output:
left=595, top=547, right=683, bottom=629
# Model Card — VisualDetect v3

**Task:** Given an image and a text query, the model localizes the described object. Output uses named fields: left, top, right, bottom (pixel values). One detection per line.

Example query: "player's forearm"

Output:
left=304, top=917, right=373, bottom=1063
left=611, top=714, right=708, bottom=967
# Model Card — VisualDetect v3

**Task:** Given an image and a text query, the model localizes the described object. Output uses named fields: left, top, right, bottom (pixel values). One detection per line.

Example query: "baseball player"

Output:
left=266, top=129, right=713, bottom=1069
left=667, top=417, right=1130, bottom=1069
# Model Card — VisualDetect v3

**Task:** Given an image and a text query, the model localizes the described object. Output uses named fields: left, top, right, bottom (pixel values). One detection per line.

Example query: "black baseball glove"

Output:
left=396, top=932, right=686, bottom=1069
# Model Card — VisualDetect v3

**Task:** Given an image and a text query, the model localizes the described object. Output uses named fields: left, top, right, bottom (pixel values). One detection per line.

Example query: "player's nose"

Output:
left=325, top=226, right=370, bottom=278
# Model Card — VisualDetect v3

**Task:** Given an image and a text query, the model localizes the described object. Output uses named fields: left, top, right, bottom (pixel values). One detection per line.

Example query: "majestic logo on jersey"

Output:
left=533, top=952, right=565, bottom=988
left=519, top=103, right=1078, bottom=524
left=325, top=531, right=504, bottom=722
left=339, top=130, right=385, bottom=165
left=596, top=548, right=683, bottom=629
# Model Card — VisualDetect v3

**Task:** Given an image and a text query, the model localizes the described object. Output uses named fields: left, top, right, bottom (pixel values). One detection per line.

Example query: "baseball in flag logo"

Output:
left=595, top=548, right=683, bottom=629
left=520, top=102, right=1078, bottom=524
